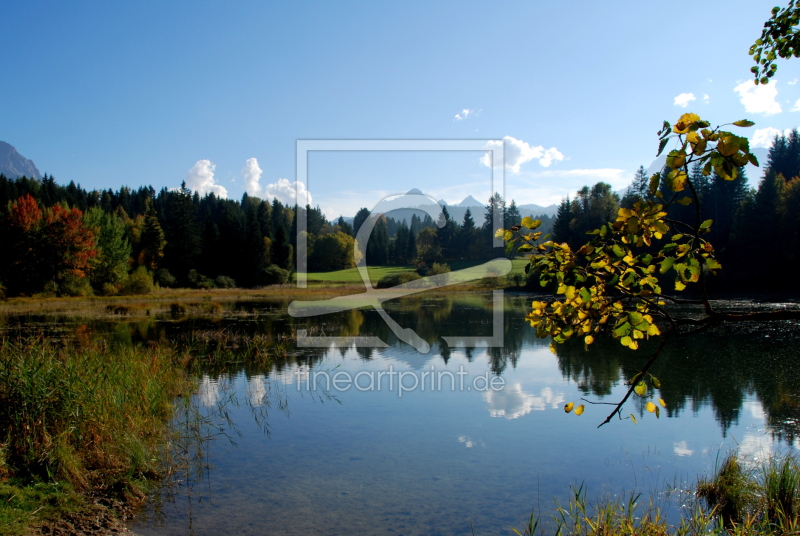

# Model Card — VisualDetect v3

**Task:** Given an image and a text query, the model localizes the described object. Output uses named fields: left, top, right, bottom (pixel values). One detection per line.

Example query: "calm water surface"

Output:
left=8, top=294, right=800, bottom=535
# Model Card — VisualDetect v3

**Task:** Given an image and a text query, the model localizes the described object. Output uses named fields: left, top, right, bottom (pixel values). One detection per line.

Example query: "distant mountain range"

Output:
left=341, top=189, right=558, bottom=224
left=0, top=141, right=42, bottom=180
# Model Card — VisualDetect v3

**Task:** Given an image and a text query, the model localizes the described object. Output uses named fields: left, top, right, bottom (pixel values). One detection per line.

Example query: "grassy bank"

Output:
left=0, top=337, right=193, bottom=535
left=509, top=453, right=800, bottom=536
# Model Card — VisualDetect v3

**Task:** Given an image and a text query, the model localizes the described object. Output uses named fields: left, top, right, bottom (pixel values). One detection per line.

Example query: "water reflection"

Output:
left=3, top=295, right=800, bottom=535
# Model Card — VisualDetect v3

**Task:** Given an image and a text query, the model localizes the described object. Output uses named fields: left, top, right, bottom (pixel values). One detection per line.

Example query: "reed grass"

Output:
left=511, top=453, right=800, bottom=536
left=0, top=336, right=193, bottom=533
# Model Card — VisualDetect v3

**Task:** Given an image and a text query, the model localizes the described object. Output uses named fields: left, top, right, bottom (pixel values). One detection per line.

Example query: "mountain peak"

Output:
left=458, top=195, right=483, bottom=207
left=406, top=188, right=423, bottom=195
left=0, top=141, right=42, bottom=180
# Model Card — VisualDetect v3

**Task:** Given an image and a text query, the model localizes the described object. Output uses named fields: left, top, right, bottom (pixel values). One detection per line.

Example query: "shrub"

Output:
left=262, top=264, right=290, bottom=286
left=155, top=268, right=176, bottom=288
left=214, top=275, right=236, bottom=288
left=100, top=282, right=119, bottom=296
left=121, top=267, right=154, bottom=295
left=59, top=274, right=94, bottom=297
left=376, top=272, right=421, bottom=288
left=416, top=263, right=450, bottom=277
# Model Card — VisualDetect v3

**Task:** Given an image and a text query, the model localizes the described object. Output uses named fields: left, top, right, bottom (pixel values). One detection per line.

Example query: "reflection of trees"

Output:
left=554, top=323, right=800, bottom=442
left=37, top=296, right=800, bottom=448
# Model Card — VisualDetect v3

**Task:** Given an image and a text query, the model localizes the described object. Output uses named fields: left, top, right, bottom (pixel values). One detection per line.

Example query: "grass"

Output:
left=304, top=258, right=531, bottom=285
left=0, top=337, right=193, bottom=534
left=509, top=453, right=800, bottom=536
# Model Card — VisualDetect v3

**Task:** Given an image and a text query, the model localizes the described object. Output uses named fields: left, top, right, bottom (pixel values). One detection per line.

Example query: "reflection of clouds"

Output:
left=198, top=374, right=220, bottom=407
left=247, top=375, right=267, bottom=406
left=738, top=433, right=775, bottom=463
left=457, top=435, right=485, bottom=448
left=744, top=400, right=767, bottom=421
left=484, top=384, right=565, bottom=419
left=279, top=364, right=309, bottom=385
left=673, top=440, right=693, bottom=457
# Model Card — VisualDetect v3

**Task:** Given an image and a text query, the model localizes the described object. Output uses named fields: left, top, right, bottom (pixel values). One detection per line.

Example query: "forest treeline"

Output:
left=0, top=172, right=547, bottom=297
left=548, top=129, right=800, bottom=293
left=1, top=128, right=796, bottom=298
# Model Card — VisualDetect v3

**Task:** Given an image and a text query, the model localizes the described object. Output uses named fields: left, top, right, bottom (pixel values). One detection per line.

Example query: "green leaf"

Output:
left=705, top=257, right=722, bottom=270
left=651, top=376, right=661, bottom=388
left=580, top=287, right=591, bottom=303
left=521, top=216, right=535, bottom=228
left=649, top=173, right=661, bottom=196
left=612, top=244, right=625, bottom=257
left=628, top=312, right=643, bottom=325
left=607, top=274, right=619, bottom=287
left=621, top=335, right=633, bottom=347
left=700, top=219, right=713, bottom=229
left=615, top=322, right=631, bottom=337
left=676, top=196, right=692, bottom=205
left=659, top=257, right=675, bottom=274
left=657, top=138, right=669, bottom=157
left=733, top=119, right=755, bottom=127
left=518, top=244, right=533, bottom=252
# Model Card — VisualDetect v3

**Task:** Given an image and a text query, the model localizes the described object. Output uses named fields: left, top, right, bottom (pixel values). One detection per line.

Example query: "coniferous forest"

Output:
left=1, top=129, right=798, bottom=297
left=0, top=171, right=551, bottom=297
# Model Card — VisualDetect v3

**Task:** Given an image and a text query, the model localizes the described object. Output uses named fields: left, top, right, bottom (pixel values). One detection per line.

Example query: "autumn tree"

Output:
left=502, top=113, right=800, bottom=426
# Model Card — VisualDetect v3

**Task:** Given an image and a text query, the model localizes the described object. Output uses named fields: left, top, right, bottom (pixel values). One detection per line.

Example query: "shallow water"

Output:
left=9, top=294, right=800, bottom=535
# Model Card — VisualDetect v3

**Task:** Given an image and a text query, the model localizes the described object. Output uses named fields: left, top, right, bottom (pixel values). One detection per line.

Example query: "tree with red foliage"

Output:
left=0, top=195, right=96, bottom=295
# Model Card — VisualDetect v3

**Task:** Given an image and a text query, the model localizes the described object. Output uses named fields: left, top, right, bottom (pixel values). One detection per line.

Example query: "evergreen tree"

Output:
left=551, top=197, right=572, bottom=244
left=164, top=182, right=200, bottom=282
left=138, top=199, right=166, bottom=270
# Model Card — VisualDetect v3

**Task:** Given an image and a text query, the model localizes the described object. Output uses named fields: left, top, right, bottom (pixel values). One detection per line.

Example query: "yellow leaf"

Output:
left=673, top=113, right=700, bottom=134
left=584, top=335, right=594, bottom=345
left=630, top=413, right=638, bottom=425
left=646, top=401, right=656, bottom=413
left=494, top=228, right=505, bottom=238
left=503, top=230, right=513, bottom=241
left=549, top=343, right=557, bottom=355
left=564, top=402, right=574, bottom=413
left=659, top=398, right=667, bottom=408
left=521, top=216, right=535, bottom=228
left=671, top=171, right=688, bottom=192
left=634, top=381, right=647, bottom=396
left=575, top=404, right=585, bottom=416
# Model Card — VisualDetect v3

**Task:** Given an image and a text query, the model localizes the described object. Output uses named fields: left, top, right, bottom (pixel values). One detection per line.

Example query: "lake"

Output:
left=7, top=293, right=799, bottom=535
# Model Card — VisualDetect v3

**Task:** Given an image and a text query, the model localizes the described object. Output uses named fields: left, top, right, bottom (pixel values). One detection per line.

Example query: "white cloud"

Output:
left=454, top=108, right=475, bottom=121
left=789, top=78, right=798, bottom=85
left=792, top=98, right=800, bottom=112
left=674, top=92, right=696, bottom=108
left=751, top=127, right=793, bottom=148
left=734, top=80, right=782, bottom=115
left=481, top=136, right=564, bottom=173
left=703, top=93, right=710, bottom=103
left=264, top=178, right=313, bottom=206
left=242, top=157, right=263, bottom=196
left=185, top=160, right=228, bottom=198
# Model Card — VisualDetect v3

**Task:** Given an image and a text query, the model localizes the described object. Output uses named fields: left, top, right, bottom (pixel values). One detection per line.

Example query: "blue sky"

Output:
left=2, top=1, right=798, bottom=218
